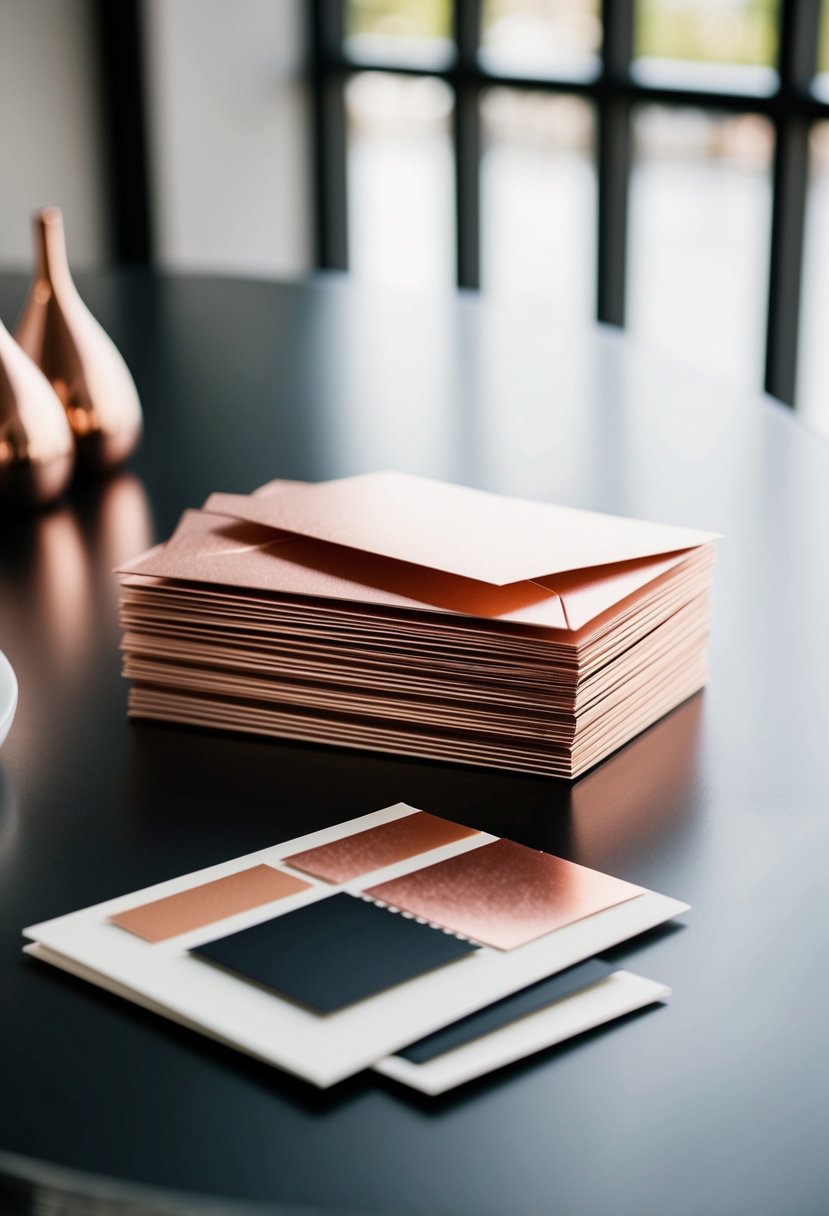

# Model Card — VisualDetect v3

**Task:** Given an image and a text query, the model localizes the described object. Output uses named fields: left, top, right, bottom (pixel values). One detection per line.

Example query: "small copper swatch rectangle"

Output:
left=109, top=865, right=311, bottom=942
left=285, top=811, right=479, bottom=884
left=365, top=839, right=643, bottom=950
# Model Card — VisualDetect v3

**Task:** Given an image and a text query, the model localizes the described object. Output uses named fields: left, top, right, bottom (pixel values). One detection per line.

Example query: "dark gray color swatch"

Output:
left=191, top=892, right=478, bottom=1014
left=397, top=957, right=612, bottom=1063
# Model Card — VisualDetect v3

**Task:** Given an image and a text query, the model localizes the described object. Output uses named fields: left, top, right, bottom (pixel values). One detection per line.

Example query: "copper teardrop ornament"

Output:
left=15, top=207, right=143, bottom=473
left=0, top=316, right=74, bottom=507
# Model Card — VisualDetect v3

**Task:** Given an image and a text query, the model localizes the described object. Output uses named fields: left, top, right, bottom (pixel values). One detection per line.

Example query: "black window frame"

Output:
left=309, top=0, right=829, bottom=408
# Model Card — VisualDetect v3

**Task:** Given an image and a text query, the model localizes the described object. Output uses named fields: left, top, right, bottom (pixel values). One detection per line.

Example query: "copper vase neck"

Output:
left=34, top=207, right=73, bottom=291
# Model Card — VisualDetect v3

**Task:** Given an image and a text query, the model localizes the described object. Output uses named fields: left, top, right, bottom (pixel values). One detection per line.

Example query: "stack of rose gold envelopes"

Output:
left=117, top=472, right=718, bottom=778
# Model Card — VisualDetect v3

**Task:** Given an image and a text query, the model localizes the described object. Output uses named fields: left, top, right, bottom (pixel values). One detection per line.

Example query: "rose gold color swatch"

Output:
left=365, top=840, right=643, bottom=950
left=285, top=812, right=480, bottom=883
left=109, top=865, right=310, bottom=942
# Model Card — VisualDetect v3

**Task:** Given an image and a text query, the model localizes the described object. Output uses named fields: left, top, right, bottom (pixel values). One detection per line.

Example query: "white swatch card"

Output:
left=23, top=803, right=685, bottom=1089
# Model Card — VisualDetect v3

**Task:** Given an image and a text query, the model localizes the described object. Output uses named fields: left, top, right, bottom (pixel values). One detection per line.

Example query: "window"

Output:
left=481, top=90, right=596, bottom=317
left=311, top=0, right=829, bottom=423
left=346, top=72, right=456, bottom=291
left=627, top=106, right=773, bottom=388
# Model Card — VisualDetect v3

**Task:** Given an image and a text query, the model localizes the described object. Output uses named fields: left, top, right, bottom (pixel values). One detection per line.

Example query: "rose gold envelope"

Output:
left=119, top=471, right=717, bottom=633
left=207, top=471, right=714, bottom=585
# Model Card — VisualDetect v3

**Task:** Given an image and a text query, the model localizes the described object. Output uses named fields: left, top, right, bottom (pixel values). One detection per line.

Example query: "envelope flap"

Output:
left=118, top=509, right=572, bottom=629
left=534, top=550, right=696, bottom=631
left=205, top=472, right=717, bottom=586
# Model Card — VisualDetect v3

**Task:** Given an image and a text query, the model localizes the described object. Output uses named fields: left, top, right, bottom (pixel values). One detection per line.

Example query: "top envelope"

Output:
left=207, top=471, right=716, bottom=587
left=123, top=508, right=702, bottom=632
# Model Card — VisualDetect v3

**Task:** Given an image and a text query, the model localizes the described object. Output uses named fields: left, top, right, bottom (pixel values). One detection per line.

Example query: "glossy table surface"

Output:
left=1, top=270, right=828, bottom=1216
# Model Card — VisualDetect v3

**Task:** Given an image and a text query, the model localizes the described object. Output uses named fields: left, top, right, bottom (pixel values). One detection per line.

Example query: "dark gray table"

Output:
left=1, top=270, right=827, bottom=1216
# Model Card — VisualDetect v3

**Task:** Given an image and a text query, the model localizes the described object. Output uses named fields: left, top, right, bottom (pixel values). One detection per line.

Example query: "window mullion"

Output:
left=765, top=0, right=821, bottom=405
left=310, top=0, right=348, bottom=271
left=453, top=0, right=483, bottom=290
left=92, top=0, right=154, bottom=264
left=597, top=0, right=634, bottom=326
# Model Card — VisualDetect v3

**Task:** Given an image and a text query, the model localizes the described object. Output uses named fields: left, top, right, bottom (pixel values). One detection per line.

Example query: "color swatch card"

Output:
left=23, top=804, right=686, bottom=1089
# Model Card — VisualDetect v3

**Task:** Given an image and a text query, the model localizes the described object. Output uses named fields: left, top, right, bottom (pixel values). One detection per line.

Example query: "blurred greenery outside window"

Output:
left=345, top=0, right=453, bottom=65
left=635, top=0, right=778, bottom=66
left=344, top=1, right=829, bottom=87
left=346, top=1, right=786, bottom=67
left=346, top=0, right=452, bottom=40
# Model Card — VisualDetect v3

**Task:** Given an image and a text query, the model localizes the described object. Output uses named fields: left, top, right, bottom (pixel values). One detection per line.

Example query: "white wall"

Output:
left=0, top=0, right=312, bottom=278
left=143, top=0, right=312, bottom=278
left=0, top=0, right=107, bottom=268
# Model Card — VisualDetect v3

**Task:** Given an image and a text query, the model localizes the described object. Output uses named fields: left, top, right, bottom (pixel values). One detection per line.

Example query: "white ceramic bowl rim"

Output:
left=0, top=650, right=18, bottom=748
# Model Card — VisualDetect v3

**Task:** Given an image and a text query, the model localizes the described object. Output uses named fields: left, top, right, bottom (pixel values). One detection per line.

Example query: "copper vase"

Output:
left=15, top=207, right=143, bottom=473
left=0, top=316, right=74, bottom=507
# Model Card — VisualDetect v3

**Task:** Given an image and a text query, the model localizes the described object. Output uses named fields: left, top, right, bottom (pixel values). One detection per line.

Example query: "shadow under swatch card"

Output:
left=23, top=803, right=686, bottom=1090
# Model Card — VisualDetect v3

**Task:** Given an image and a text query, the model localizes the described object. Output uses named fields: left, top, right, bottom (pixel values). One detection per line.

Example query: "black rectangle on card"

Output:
left=192, top=892, right=478, bottom=1015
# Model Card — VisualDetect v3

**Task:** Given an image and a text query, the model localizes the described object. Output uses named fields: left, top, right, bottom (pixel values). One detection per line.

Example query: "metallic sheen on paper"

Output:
left=366, top=840, right=643, bottom=950
left=205, top=471, right=715, bottom=586
left=110, top=865, right=310, bottom=942
left=285, top=811, right=479, bottom=883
